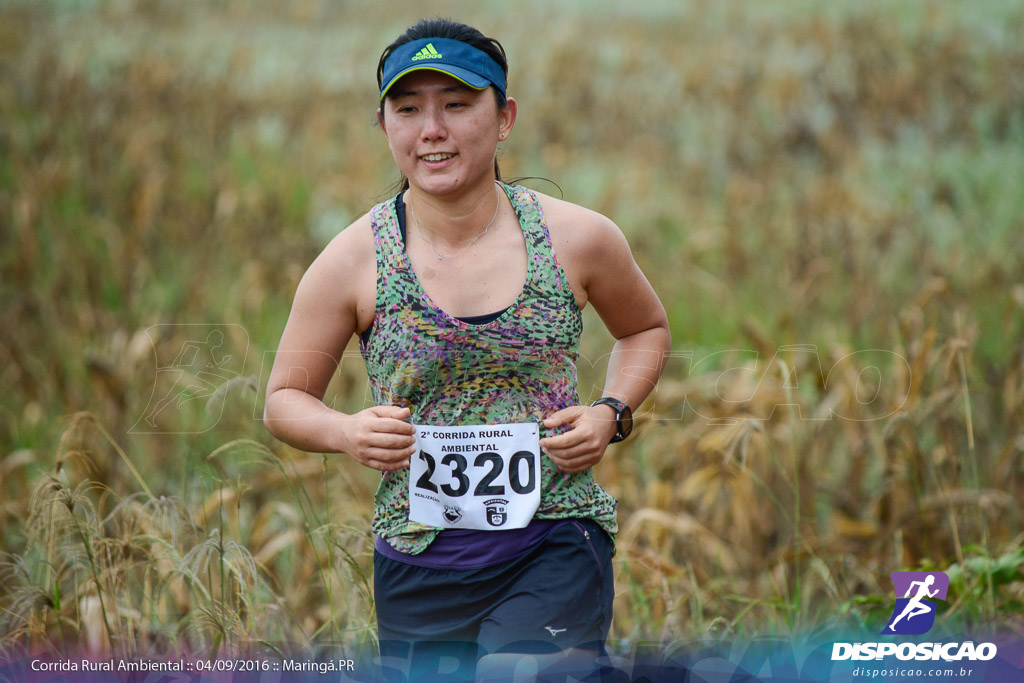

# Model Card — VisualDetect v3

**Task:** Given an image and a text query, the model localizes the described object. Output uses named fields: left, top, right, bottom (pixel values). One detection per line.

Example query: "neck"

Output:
left=406, top=178, right=503, bottom=243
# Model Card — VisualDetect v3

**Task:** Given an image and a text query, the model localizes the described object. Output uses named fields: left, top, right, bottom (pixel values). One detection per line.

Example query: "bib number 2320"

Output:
left=409, top=423, right=540, bottom=530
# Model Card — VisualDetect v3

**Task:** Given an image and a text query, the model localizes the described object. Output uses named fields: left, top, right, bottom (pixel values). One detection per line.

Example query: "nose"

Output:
left=420, top=106, right=447, bottom=141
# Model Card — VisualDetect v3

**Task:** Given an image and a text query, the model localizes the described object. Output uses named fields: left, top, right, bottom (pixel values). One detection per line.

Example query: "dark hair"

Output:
left=377, top=18, right=510, bottom=190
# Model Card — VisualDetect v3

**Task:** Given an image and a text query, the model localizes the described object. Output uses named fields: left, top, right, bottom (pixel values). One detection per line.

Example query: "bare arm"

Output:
left=538, top=201, right=671, bottom=472
left=263, top=216, right=416, bottom=471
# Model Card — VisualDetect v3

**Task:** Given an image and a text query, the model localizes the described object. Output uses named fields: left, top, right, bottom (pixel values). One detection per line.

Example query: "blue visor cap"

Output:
left=380, top=37, right=506, bottom=101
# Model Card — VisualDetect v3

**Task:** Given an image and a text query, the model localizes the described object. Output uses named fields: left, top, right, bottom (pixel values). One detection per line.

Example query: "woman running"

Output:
left=264, top=17, right=670, bottom=680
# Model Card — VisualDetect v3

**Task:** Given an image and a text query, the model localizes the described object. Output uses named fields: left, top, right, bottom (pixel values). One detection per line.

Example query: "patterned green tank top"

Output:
left=360, top=182, right=618, bottom=554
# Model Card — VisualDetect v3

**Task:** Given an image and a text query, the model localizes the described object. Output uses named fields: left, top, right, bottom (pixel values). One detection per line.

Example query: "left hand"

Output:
left=540, top=404, right=618, bottom=473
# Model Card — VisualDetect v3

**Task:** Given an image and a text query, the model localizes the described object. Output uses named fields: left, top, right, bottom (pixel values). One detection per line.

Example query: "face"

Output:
left=377, top=70, right=516, bottom=197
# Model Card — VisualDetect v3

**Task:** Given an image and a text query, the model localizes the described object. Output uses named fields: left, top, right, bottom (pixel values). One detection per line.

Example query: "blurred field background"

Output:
left=2, top=0, right=1024, bottom=662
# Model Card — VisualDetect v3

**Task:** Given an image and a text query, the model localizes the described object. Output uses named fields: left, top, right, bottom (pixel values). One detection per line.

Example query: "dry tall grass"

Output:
left=2, top=0, right=1023, bottom=661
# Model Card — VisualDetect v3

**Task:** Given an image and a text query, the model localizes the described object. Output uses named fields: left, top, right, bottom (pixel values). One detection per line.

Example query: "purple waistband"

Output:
left=375, top=519, right=568, bottom=569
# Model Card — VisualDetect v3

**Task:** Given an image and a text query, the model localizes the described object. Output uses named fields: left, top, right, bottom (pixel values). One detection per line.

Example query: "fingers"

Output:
left=358, top=430, right=417, bottom=451
left=541, top=405, right=615, bottom=473
left=542, top=405, right=583, bottom=429
left=354, top=443, right=415, bottom=471
left=544, top=435, right=591, bottom=459
left=354, top=423, right=416, bottom=455
left=544, top=441, right=599, bottom=469
left=369, top=404, right=414, bottom=425
left=362, top=449, right=414, bottom=471
left=352, top=412, right=415, bottom=445
left=343, top=405, right=419, bottom=471
left=369, top=415, right=416, bottom=437
left=370, top=404, right=410, bottom=417
left=363, top=406, right=417, bottom=443
left=545, top=447, right=601, bottom=473
left=542, top=429, right=601, bottom=473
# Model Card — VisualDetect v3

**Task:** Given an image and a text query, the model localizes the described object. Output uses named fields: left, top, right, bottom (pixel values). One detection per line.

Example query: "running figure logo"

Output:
left=882, top=571, right=949, bottom=635
left=131, top=324, right=250, bottom=433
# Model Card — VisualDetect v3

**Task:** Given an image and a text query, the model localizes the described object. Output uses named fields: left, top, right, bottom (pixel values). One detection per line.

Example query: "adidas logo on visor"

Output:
left=411, top=43, right=442, bottom=61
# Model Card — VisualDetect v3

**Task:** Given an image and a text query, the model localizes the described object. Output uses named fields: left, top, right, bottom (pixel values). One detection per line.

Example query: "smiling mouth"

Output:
left=421, top=153, right=455, bottom=162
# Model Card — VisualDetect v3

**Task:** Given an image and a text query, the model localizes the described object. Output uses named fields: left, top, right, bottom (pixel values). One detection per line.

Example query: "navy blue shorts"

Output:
left=374, top=519, right=614, bottom=679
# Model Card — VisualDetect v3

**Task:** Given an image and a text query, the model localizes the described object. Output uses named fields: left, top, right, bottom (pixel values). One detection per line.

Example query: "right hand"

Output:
left=337, top=405, right=417, bottom=471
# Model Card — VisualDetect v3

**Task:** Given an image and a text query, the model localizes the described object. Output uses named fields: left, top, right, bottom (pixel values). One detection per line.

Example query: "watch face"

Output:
left=620, top=404, right=633, bottom=438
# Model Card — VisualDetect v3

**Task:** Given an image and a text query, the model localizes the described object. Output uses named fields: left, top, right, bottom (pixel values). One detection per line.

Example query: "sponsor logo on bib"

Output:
left=485, top=499, right=509, bottom=527
left=443, top=505, right=463, bottom=524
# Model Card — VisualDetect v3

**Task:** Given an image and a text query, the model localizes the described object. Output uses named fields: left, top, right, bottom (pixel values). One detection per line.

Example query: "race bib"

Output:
left=409, top=423, right=541, bottom=530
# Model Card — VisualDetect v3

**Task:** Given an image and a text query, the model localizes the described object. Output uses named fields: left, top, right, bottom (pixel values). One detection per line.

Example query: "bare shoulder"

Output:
left=312, top=211, right=376, bottom=274
left=532, top=190, right=667, bottom=339
left=294, top=211, right=378, bottom=335
left=533, top=191, right=633, bottom=306
left=534, top=191, right=626, bottom=253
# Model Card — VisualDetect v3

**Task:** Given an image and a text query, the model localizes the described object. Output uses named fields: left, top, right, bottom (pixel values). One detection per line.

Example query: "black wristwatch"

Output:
left=591, top=397, right=633, bottom=444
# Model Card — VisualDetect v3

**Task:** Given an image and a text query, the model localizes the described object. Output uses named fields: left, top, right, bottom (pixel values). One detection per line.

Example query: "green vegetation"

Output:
left=2, top=0, right=1022, bottom=660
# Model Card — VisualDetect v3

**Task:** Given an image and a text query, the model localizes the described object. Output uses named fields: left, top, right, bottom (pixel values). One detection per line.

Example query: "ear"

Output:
left=498, top=96, right=517, bottom=141
left=377, top=108, right=388, bottom=138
